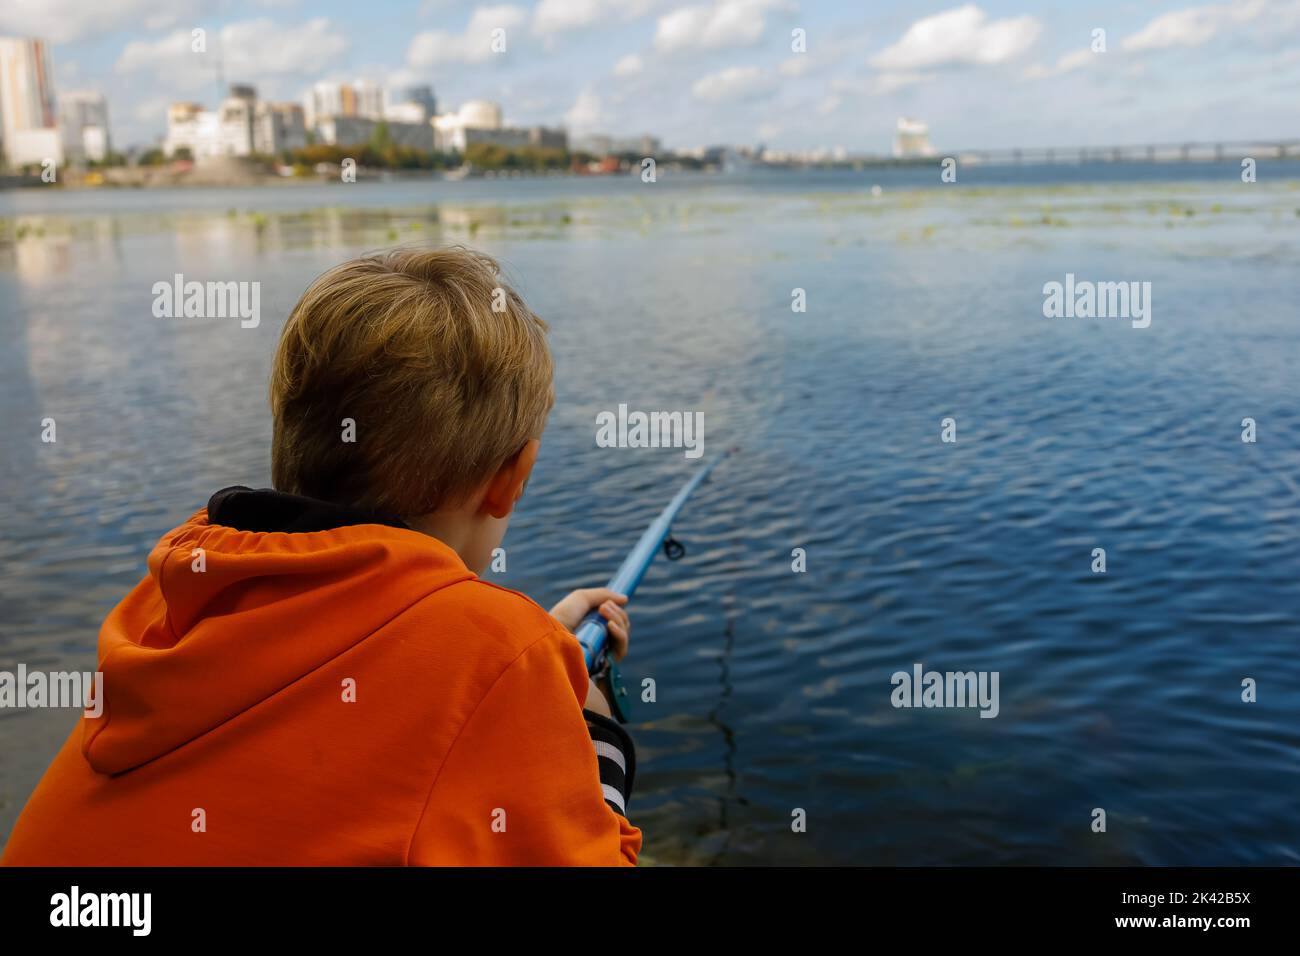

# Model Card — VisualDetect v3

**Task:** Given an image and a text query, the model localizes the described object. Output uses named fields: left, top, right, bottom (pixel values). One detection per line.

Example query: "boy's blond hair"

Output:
left=269, top=247, right=553, bottom=516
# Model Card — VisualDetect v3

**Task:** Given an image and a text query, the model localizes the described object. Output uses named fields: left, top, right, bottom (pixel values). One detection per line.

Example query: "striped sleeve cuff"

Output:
left=583, top=709, right=636, bottom=817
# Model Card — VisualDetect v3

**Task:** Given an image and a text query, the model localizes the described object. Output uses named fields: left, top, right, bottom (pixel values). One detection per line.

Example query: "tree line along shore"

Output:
left=3, top=132, right=719, bottom=188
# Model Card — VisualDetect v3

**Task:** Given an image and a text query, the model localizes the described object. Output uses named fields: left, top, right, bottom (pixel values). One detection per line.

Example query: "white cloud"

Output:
left=535, top=0, right=607, bottom=34
left=408, top=4, right=528, bottom=67
left=613, top=53, right=644, bottom=75
left=115, top=30, right=194, bottom=74
left=1056, top=48, right=1095, bottom=72
left=534, top=0, right=658, bottom=36
left=1121, top=1, right=1266, bottom=52
left=872, top=71, right=930, bottom=93
left=220, top=18, right=350, bottom=76
left=1021, top=46, right=1099, bottom=80
left=376, top=66, right=426, bottom=91
left=871, top=4, right=1041, bottom=71
left=0, top=0, right=201, bottom=45
left=779, top=55, right=810, bottom=76
left=692, top=65, right=774, bottom=102
left=822, top=69, right=932, bottom=103
left=777, top=29, right=864, bottom=78
left=116, top=18, right=348, bottom=80
left=815, top=95, right=841, bottom=115
left=655, top=0, right=790, bottom=55
left=565, top=88, right=607, bottom=130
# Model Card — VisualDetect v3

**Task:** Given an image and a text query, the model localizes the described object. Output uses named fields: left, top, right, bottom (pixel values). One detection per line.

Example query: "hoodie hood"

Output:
left=82, top=488, right=474, bottom=775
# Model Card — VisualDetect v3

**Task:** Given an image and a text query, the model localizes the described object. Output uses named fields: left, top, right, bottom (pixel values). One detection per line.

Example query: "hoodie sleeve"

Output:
left=408, top=627, right=641, bottom=866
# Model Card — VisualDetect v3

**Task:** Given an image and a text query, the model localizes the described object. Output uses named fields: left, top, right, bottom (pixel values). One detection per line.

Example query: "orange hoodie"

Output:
left=2, top=493, right=640, bottom=866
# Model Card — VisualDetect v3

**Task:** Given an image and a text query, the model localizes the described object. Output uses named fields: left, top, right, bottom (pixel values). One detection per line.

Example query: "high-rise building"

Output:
left=0, top=36, right=62, bottom=168
left=302, top=79, right=433, bottom=149
left=892, top=117, right=935, bottom=159
left=384, top=85, right=437, bottom=125
left=353, top=79, right=384, bottom=120
left=59, top=90, right=111, bottom=162
left=164, top=85, right=260, bottom=159
left=401, top=85, right=437, bottom=119
left=254, top=102, right=307, bottom=155
left=304, top=79, right=392, bottom=127
left=304, top=81, right=352, bottom=128
left=163, top=102, right=210, bottom=158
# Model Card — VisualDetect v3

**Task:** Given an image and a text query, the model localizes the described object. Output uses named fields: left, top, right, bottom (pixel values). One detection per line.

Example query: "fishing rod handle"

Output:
left=575, top=610, right=610, bottom=673
left=574, top=610, right=633, bottom=723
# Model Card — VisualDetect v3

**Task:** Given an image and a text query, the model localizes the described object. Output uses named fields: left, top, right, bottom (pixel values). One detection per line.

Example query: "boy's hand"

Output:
left=549, top=588, right=630, bottom=660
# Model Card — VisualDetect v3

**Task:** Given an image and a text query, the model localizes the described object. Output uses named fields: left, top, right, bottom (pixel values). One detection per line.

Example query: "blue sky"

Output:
left=5, top=0, right=1299, bottom=152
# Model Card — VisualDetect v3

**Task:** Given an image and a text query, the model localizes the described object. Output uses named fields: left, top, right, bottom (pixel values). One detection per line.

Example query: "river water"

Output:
left=1, top=164, right=1297, bottom=864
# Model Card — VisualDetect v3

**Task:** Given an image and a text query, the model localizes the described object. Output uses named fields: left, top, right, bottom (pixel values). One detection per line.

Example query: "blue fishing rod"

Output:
left=575, top=449, right=732, bottom=722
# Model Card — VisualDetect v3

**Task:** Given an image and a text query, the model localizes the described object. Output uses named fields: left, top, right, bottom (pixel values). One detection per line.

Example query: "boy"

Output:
left=2, top=247, right=640, bottom=866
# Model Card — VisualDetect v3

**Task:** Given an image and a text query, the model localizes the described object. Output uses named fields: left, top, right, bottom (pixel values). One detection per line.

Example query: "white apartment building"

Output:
left=432, top=100, right=566, bottom=154
left=164, top=87, right=256, bottom=159
left=432, top=100, right=503, bottom=152
left=304, top=81, right=346, bottom=129
left=0, top=36, right=62, bottom=167
left=383, top=101, right=428, bottom=125
left=353, top=80, right=384, bottom=119
left=165, top=86, right=307, bottom=159
left=304, top=79, right=391, bottom=128
left=314, top=114, right=433, bottom=151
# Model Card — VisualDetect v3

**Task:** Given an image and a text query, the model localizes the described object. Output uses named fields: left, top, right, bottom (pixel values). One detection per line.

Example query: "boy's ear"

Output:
left=483, top=439, right=540, bottom=519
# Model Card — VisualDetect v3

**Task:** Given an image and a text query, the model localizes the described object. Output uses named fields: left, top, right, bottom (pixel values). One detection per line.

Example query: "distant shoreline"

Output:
left=7, top=153, right=1300, bottom=192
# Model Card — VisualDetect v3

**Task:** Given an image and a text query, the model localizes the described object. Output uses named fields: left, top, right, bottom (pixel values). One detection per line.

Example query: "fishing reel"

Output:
left=591, top=653, right=633, bottom=724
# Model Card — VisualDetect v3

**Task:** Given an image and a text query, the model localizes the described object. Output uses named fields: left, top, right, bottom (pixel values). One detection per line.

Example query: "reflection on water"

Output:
left=1, top=169, right=1298, bottom=864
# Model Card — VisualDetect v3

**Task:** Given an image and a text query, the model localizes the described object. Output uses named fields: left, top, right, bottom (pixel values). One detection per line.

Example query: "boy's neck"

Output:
left=404, top=511, right=484, bottom=572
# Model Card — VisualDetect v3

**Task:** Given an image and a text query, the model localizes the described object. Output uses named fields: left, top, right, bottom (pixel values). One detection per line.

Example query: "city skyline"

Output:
left=1, top=0, right=1298, bottom=153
